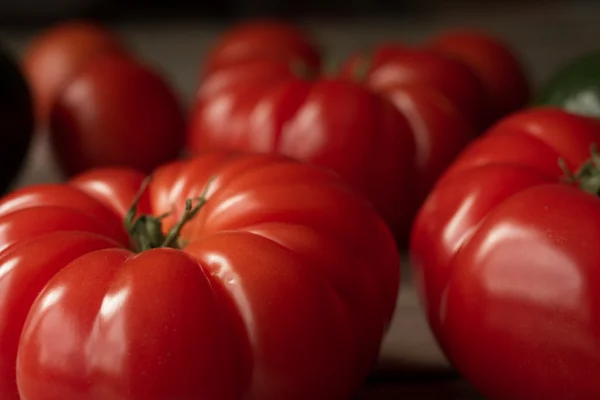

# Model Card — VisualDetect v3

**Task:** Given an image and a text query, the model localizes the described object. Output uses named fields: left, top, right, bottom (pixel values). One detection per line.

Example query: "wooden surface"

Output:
left=3, top=5, right=600, bottom=397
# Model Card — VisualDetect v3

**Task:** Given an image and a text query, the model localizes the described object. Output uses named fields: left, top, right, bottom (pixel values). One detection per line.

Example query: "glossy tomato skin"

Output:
left=340, top=46, right=480, bottom=214
left=410, top=107, right=600, bottom=399
left=18, top=247, right=243, bottom=400
left=0, top=231, right=124, bottom=399
left=21, top=21, right=127, bottom=129
left=188, top=59, right=417, bottom=242
left=428, top=29, right=530, bottom=121
left=339, top=46, right=490, bottom=129
left=443, top=184, right=600, bottom=400
left=379, top=82, right=477, bottom=205
left=202, top=20, right=321, bottom=76
left=0, top=43, right=35, bottom=195
left=49, top=54, right=186, bottom=177
left=0, top=152, right=399, bottom=399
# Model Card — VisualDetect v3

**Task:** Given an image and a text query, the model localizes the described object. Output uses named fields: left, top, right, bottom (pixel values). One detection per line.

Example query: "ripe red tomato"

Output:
left=187, top=57, right=417, bottom=242
left=338, top=42, right=407, bottom=77
left=378, top=82, right=477, bottom=205
left=427, top=29, right=530, bottom=121
left=202, top=20, right=321, bottom=76
left=21, top=21, right=127, bottom=129
left=339, top=46, right=490, bottom=129
left=339, top=45, right=479, bottom=208
left=410, top=107, right=600, bottom=399
left=0, top=151, right=399, bottom=399
left=49, top=54, right=186, bottom=177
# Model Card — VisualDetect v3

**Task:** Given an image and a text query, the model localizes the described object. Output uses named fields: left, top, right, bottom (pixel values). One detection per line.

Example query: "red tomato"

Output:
left=49, top=54, right=186, bottom=177
left=202, top=20, right=321, bottom=76
left=410, top=107, right=600, bottom=399
left=187, top=58, right=417, bottom=242
left=21, top=21, right=127, bottom=129
left=340, top=43, right=408, bottom=77
left=428, top=29, right=530, bottom=121
left=339, top=46, right=490, bottom=129
left=0, top=151, right=399, bottom=399
left=370, top=82, right=477, bottom=207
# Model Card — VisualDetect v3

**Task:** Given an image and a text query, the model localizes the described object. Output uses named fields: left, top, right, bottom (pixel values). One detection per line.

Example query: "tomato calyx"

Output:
left=560, top=143, right=600, bottom=195
left=123, top=176, right=212, bottom=252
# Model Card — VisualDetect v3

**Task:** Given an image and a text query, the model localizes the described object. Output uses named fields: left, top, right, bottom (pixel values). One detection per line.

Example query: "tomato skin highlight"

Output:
left=381, top=83, right=478, bottom=205
left=0, top=232, right=122, bottom=400
left=410, top=107, right=600, bottom=399
left=410, top=163, right=554, bottom=345
left=442, top=184, right=600, bottom=400
left=339, top=45, right=485, bottom=231
left=0, top=184, right=129, bottom=244
left=0, top=151, right=399, bottom=399
left=49, top=54, right=186, bottom=177
left=17, top=248, right=243, bottom=400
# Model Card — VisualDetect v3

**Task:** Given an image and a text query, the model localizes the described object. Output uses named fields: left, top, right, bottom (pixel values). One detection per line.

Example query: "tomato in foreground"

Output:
left=0, top=151, right=399, bottom=399
left=411, top=107, right=600, bottom=399
left=427, top=29, right=530, bottom=121
left=201, top=19, right=321, bottom=76
left=49, top=54, right=186, bottom=177
left=188, top=57, right=417, bottom=242
left=0, top=42, right=35, bottom=194
left=21, top=21, right=127, bottom=129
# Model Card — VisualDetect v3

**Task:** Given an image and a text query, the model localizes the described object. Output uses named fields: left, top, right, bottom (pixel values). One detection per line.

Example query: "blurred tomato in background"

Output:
left=202, top=20, right=322, bottom=76
left=49, top=53, right=186, bottom=176
left=22, top=21, right=127, bottom=130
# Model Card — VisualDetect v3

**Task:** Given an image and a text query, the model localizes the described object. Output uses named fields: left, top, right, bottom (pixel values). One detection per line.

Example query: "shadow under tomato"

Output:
left=359, top=378, right=483, bottom=400
left=359, top=343, right=482, bottom=399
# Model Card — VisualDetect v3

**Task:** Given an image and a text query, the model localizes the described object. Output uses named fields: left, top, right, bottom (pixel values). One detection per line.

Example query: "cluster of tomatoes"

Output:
left=0, top=17, right=599, bottom=400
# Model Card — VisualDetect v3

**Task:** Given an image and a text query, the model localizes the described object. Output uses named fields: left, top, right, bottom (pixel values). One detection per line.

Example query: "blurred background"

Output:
left=0, top=0, right=597, bottom=22
left=1, top=0, right=598, bottom=107
left=0, top=0, right=599, bottom=100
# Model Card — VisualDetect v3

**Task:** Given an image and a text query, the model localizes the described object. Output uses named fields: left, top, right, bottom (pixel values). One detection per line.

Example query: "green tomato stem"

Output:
left=123, top=175, right=213, bottom=252
left=560, top=143, right=600, bottom=195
